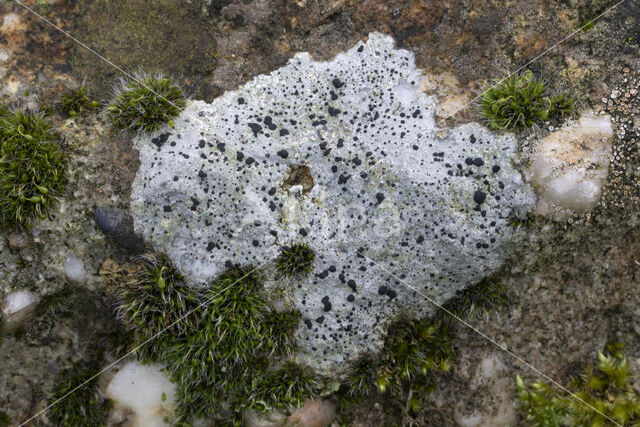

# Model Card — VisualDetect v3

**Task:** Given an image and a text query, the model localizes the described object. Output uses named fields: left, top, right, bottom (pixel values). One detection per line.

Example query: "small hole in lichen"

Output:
left=282, top=165, right=314, bottom=196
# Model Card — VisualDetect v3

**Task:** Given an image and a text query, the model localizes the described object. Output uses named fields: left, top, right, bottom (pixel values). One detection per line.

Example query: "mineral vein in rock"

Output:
left=130, top=33, right=535, bottom=377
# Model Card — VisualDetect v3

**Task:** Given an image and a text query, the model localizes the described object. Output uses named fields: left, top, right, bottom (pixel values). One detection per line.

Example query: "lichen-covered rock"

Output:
left=130, top=33, right=534, bottom=377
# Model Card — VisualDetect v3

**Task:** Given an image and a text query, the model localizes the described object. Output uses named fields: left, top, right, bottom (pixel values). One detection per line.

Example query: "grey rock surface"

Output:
left=130, top=33, right=535, bottom=377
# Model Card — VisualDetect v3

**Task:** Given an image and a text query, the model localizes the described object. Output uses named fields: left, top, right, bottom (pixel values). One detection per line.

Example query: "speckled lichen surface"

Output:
left=130, top=33, right=534, bottom=376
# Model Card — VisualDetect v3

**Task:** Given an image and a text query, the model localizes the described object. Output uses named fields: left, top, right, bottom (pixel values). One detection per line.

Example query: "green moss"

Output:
left=57, top=85, right=99, bottom=118
left=115, top=255, right=199, bottom=361
left=0, top=411, right=10, bottom=427
left=115, top=258, right=303, bottom=424
left=0, top=110, right=68, bottom=229
left=47, top=365, right=111, bottom=426
left=478, top=70, right=573, bottom=130
left=338, top=318, right=455, bottom=422
left=105, top=73, right=185, bottom=133
left=246, top=362, right=318, bottom=413
left=440, top=277, right=506, bottom=321
left=275, top=243, right=315, bottom=277
left=517, top=343, right=640, bottom=426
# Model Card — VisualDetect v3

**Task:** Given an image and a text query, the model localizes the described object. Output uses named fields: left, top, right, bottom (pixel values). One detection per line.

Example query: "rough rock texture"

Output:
left=131, top=33, right=534, bottom=376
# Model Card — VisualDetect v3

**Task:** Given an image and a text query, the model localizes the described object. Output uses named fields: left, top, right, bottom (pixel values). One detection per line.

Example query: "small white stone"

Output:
left=1, top=290, right=39, bottom=331
left=105, top=362, right=176, bottom=427
left=527, top=111, right=613, bottom=220
left=64, top=252, right=87, bottom=285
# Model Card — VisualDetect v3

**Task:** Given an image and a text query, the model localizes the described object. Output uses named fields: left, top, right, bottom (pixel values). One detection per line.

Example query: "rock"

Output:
left=286, top=399, right=336, bottom=426
left=7, top=231, right=28, bottom=250
left=64, top=252, right=87, bottom=285
left=527, top=111, right=613, bottom=220
left=130, top=33, right=534, bottom=377
left=245, top=399, right=335, bottom=427
left=453, top=354, right=517, bottom=427
left=105, top=361, right=175, bottom=426
left=94, top=207, right=145, bottom=252
left=1, top=290, right=39, bottom=331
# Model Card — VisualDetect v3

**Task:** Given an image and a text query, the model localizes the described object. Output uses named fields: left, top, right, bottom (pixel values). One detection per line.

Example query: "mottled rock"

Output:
left=94, top=207, right=145, bottom=252
left=527, top=111, right=613, bottom=219
left=130, top=33, right=534, bottom=377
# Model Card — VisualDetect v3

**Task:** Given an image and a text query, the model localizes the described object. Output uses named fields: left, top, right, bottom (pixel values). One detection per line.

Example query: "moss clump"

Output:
left=517, top=343, right=640, bottom=426
left=246, top=362, right=318, bottom=413
left=105, top=73, right=185, bottom=133
left=115, top=258, right=305, bottom=424
left=275, top=243, right=315, bottom=277
left=47, top=365, right=112, bottom=426
left=338, top=319, right=454, bottom=423
left=115, top=255, right=199, bottom=361
left=57, top=85, right=99, bottom=117
left=0, top=411, right=11, bottom=427
left=440, top=277, right=506, bottom=322
left=0, top=110, right=67, bottom=229
left=478, top=70, right=573, bottom=130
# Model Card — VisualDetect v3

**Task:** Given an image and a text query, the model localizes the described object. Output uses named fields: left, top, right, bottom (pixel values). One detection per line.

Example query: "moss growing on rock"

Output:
left=338, top=318, right=455, bottom=423
left=517, top=343, right=640, bottom=426
left=115, top=257, right=305, bottom=424
left=57, top=85, right=99, bottom=118
left=440, top=277, right=507, bottom=322
left=478, top=70, right=573, bottom=130
left=0, top=110, right=67, bottom=229
left=47, top=365, right=112, bottom=426
left=105, top=73, right=185, bottom=133
left=275, top=243, right=316, bottom=277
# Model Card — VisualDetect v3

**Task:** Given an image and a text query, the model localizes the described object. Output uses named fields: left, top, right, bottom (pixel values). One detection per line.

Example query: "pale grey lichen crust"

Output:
left=130, top=33, right=534, bottom=377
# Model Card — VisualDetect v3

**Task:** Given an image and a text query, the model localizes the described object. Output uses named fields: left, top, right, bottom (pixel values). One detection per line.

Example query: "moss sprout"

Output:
left=478, top=70, right=573, bottom=130
left=0, top=110, right=67, bottom=229
left=57, top=85, right=99, bottom=117
left=342, top=359, right=379, bottom=402
left=47, top=365, right=112, bottom=426
left=440, top=277, right=507, bottom=322
left=275, top=243, right=315, bottom=277
left=517, top=343, right=640, bottom=426
left=105, top=73, right=185, bottom=133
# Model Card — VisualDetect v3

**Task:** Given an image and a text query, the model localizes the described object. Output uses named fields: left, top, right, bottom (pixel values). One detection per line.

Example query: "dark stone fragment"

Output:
left=377, top=285, right=388, bottom=295
left=332, top=78, right=345, bottom=88
left=305, top=319, right=313, bottom=329
left=94, top=207, right=145, bottom=252
left=315, top=316, right=325, bottom=324
left=473, top=157, right=484, bottom=166
left=347, top=294, right=355, bottom=302
left=492, top=165, right=501, bottom=173
left=277, top=150, right=289, bottom=159
left=198, top=170, right=207, bottom=178
left=375, top=192, right=385, bottom=204
left=216, top=142, right=226, bottom=152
